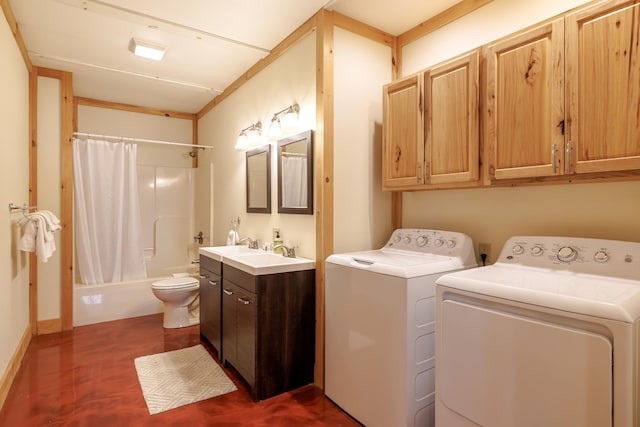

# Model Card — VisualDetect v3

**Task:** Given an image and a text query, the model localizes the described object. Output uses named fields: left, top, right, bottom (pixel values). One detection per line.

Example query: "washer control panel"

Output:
left=384, top=229, right=473, bottom=257
left=499, top=236, right=640, bottom=280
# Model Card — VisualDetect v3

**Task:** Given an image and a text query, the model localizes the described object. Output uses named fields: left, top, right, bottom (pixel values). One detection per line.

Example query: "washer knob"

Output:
left=403, top=236, right=412, bottom=244
left=434, top=239, right=444, bottom=247
left=512, top=244, right=525, bottom=255
left=531, top=246, right=544, bottom=256
left=594, top=250, right=609, bottom=263
left=447, top=240, right=456, bottom=248
left=416, top=236, right=428, bottom=247
left=557, top=246, right=578, bottom=262
left=393, top=235, right=402, bottom=243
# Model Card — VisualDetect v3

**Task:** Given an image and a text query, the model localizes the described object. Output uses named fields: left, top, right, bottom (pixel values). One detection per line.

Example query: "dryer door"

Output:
left=437, top=299, right=612, bottom=427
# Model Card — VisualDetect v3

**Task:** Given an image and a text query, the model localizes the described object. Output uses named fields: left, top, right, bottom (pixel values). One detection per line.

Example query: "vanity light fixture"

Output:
left=129, top=38, right=166, bottom=61
left=235, top=121, right=262, bottom=151
left=268, top=103, right=300, bottom=138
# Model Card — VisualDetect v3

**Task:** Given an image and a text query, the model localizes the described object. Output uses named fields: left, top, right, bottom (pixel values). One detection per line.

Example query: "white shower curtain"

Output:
left=73, top=138, right=147, bottom=284
left=281, top=156, right=307, bottom=208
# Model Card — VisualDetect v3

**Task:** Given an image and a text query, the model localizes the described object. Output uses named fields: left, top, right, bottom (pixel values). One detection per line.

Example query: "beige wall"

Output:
left=333, top=27, right=393, bottom=253
left=0, top=13, right=30, bottom=383
left=36, top=76, right=62, bottom=321
left=197, top=33, right=317, bottom=258
left=400, top=0, right=640, bottom=262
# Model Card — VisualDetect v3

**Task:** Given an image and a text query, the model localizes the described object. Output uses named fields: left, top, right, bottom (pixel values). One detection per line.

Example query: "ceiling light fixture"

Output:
left=128, top=38, right=166, bottom=61
left=235, top=121, right=262, bottom=151
left=268, top=103, right=300, bottom=138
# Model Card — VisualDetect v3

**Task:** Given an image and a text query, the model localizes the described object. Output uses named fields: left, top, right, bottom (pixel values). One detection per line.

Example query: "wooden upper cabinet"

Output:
left=485, top=18, right=565, bottom=181
left=382, top=75, right=423, bottom=189
left=565, top=0, right=640, bottom=174
left=425, top=51, right=479, bottom=185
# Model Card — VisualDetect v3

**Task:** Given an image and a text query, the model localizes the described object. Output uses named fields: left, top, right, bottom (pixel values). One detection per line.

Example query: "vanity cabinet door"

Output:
left=565, top=0, right=640, bottom=174
left=221, top=280, right=237, bottom=367
left=485, top=18, right=565, bottom=181
left=235, top=286, right=256, bottom=386
left=199, top=256, right=222, bottom=356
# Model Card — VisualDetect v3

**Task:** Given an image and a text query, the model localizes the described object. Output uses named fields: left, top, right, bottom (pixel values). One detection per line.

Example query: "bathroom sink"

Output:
left=223, top=252, right=315, bottom=276
left=199, top=245, right=260, bottom=262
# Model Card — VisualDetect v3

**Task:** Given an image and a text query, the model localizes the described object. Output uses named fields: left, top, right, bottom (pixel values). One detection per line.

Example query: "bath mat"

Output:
left=134, top=344, right=237, bottom=414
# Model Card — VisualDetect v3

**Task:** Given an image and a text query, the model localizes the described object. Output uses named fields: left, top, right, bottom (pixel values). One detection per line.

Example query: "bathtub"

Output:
left=73, top=265, right=199, bottom=326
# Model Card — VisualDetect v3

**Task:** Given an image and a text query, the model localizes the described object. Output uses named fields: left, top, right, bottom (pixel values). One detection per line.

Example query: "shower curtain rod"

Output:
left=72, top=132, right=213, bottom=150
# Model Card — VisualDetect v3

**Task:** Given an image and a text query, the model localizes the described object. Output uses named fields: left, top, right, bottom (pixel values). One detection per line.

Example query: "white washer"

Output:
left=435, top=236, right=640, bottom=427
left=325, top=229, right=477, bottom=427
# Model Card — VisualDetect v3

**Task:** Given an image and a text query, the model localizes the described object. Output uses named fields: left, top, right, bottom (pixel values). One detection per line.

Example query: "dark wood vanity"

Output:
left=200, top=253, right=315, bottom=401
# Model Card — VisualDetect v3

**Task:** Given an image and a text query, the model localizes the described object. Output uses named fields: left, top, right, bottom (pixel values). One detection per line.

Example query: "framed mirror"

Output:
left=246, top=145, right=271, bottom=213
left=277, top=130, right=313, bottom=214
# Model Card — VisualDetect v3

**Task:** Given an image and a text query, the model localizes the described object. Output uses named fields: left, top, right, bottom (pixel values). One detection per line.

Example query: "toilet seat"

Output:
left=151, top=277, right=199, bottom=290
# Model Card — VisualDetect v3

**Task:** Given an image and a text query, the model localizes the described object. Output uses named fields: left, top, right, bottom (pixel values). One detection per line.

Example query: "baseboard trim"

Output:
left=37, top=318, right=62, bottom=335
left=0, top=324, right=32, bottom=409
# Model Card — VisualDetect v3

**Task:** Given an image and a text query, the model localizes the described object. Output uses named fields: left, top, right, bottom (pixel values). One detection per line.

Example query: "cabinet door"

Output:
left=485, top=18, right=565, bottom=181
left=383, top=74, right=424, bottom=189
left=566, top=1, right=640, bottom=174
left=199, top=269, right=221, bottom=354
left=425, top=50, right=479, bottom=185
left=235, top=286, right=256, bottom=386
left=221, top=280, right=237, bottom=366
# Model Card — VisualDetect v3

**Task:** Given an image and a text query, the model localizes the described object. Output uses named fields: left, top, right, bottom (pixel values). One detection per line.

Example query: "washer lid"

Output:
left=152, top=277, right=199, bottom=289
left=436, top=264, right=640, bottom=322
left=326, top=248, right=476, bottom=278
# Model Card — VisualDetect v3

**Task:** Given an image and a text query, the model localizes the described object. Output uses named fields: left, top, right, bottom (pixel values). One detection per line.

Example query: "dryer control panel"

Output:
left=499, top=236, right=640, bottom=280
left=384, top=229, right=475, bottom=258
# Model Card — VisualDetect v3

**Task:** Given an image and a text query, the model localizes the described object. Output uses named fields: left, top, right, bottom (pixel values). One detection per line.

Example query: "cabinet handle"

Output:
left=238, top=297, right=251, bottom=305
left=199, top=274, right=206, bottom=279
left=208, top=280, right=217, bottom=286
left=223, top=289, right=234, bottom=295
left=416, top=163, right=420, bottom=183
left=565, top=140, right=573, bottom=173
left=551, top=144, right=557, bottom=174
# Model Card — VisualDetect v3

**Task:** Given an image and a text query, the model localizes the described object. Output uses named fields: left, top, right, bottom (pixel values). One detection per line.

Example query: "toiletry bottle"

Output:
left=273, top=230, right=283, bottom=254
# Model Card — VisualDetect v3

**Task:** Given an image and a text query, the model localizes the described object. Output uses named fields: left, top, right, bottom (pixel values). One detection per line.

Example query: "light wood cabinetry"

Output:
left=565, top=0, right=640, bottom=174
left=383, top=75, right=423, bottom=188
left=382, top=51, right=480, bottom=191
left=487, top=1, right=640, bottom=183
left=485, top=18, right=565, bottom=181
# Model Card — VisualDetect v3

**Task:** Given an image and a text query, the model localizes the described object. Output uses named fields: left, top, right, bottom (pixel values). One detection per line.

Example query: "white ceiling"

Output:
left=9, top=0, right=461, bottom=113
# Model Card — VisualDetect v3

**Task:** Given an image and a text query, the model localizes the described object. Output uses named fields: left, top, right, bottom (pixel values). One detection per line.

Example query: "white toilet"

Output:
left=151, top=277, right=200, bottom=328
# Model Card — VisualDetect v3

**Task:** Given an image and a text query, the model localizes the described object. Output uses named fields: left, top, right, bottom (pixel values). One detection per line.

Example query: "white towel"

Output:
left=226, top=230, right=239, bottom=246
left=18, top=210, right=60, bottom=262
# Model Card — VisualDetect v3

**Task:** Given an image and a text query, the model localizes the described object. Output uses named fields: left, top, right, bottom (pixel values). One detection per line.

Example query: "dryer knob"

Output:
left=594, top=250, right=609, bottom=263
left=434, top=239, right=444, bottom=247
left=557, top=246, right=578, bottom=262
left=403, top=236, right=412, bottom=244
left=447, top=240, right=456, bottom=248
left=531, top=246, right=544, bottom=256
left=416, top=236, right=428, bottom=247
left=393, top=234, right=402, bottom=243
left=512, top=244, right=525, bottom=256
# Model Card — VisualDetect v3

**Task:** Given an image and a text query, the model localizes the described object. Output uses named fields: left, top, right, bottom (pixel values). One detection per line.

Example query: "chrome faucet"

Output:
left=273, top=244, right=297, bottom=258
left=238, top=237, right=259, bottom=249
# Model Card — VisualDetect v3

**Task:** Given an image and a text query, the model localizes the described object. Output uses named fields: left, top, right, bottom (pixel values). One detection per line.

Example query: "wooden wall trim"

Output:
left=398, top=0, right=493, bottom=48
left=333, top=11, right=395, bottom=47
left=60, top=70, right=74, bottom=331
left=28, top=68, right=38, bottom=336
left=0, top=0, right=32, bottom=71
left=314, top=8, right=335, bottom=390
left=197, top=14, right=317, bottom=119
left=0, top=324, right=31, bottom=408
left=36, top=318, right=62, bottom=335
left=75, top=97, right=196, bottom=120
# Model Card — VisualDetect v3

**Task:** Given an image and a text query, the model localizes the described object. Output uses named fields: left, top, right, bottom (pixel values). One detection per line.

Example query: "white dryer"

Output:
left=325, top=229, right=477, bottom=427
left=435, top=236, right=640, bottom=427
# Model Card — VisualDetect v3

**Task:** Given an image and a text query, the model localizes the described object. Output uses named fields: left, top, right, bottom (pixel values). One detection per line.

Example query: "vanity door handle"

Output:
left=238, top=297, right=251, bottom=305
left=223, top=289, right=234, bottom=295
left=199, top=274, right=206, bottom=279
left=208, top=280, right=218, bottom=286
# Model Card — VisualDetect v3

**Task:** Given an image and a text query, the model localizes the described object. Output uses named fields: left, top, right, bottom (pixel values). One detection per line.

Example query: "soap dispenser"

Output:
left=273, top=229, right=283, bottom=254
